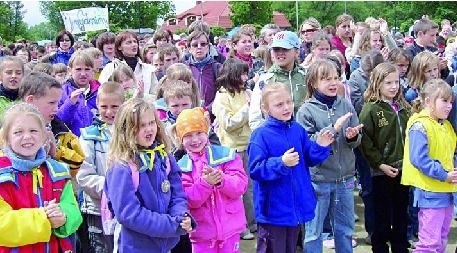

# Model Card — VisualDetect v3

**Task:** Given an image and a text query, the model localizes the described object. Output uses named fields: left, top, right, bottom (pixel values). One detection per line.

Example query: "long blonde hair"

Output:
left=108, top=98, right=171, bottom=167
left=412, top=78, right=453, bottom=113
left=364, top=62, right=410, bottom=109
left=408, top=51, right=440, bottom=90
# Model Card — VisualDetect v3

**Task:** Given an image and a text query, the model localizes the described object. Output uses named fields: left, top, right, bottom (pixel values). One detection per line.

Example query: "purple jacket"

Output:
left=57, top=79, right=98, bottom=136
left=185, top=58, right=221, bottom=110
left=105, top=154, right=189, bottom=253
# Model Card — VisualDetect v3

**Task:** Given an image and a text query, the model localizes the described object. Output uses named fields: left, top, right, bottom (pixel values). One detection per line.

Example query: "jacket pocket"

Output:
left=226, top=200, right=243, bottom=214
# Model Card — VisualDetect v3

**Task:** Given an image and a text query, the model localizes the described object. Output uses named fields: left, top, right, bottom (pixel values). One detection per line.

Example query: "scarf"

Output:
left=124, top=56, right=139, bottom=72
left=137, top=143, right=168, bottom=171
left=0, top=83, right=18, bottom=101
left=190, top=54, right=212, bottom=70
left=236, top=53, right=253, bottom=69
left=5, top=147, right=47, bottom=194
left=314, top=90, right=337, bottom=108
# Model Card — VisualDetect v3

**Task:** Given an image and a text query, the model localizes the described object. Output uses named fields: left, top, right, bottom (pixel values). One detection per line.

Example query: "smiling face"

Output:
left=380, top=71, right=400, bottom=101
left=428, top=96, right=453, bottom=120
left=97, top=93, right=123, bottom=124
left=8, top=114, right=46, bottom=160
left=135, top=109, right=158, bottom=148
left=182, top=131, right=208, bottom=153
left=234, top=34, right=253, bottom=56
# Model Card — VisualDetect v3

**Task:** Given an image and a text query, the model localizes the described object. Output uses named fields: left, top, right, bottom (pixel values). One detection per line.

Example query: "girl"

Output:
left=111, top=63, right=144, bottom=100
left=52, top=30, right=75, bottom=65
left=140, top=43, right=157, bottom=64
left=401, top=79, right=457, bottom=253
left=104, top=98, right=194, bottom=252
left=173, top=107, right=248, bottom=252
left=405, top=51, right=440, bottom=103
left=0, top=103, right=82, bottom=252
left=57, top=51, right=98, bottom=137
left=300, top=32, right=332, bottom=69
left=359, top=62, right=411, bottom=253
left=387, top=48, right=411, bottom=95
left=297, top=59, right=363, bottom=253
left=0, top=56, right=24, bottom=116
left=350, top=29, right=384, bottom=74
left=212, top=58, right=256, bottom=240
left=248, top=82, right=334, bottom=253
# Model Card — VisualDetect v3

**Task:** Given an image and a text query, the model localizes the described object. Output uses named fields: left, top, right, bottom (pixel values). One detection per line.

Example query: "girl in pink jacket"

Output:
left=173, top=107, right=248, bottom=253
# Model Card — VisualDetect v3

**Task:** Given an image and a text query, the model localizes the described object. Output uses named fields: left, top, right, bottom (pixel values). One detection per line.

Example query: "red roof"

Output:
left=162, top=1, right=291, bottom=33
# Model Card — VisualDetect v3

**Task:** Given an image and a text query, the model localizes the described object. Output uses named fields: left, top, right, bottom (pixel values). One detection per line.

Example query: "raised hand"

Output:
left=70, top=88, right=86, bottom=104
left=334, top=112, right=352, bottom=132
left=282, top=147, right=299, bottom=167
left=316, top=130, right=335, bottom=147
left=202, top=166, right=222, bottom=185
left=345, top=124, right=364, bottom=139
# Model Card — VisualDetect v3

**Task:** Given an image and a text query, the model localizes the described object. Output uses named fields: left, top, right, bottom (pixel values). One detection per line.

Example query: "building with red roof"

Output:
left=162, top=1, right=291, bottom=33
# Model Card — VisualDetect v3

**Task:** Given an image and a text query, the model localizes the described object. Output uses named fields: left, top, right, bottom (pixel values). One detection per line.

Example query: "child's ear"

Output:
left=24, top=95, right=35, bottom=103
left=261, top=103, right=268, bottom=114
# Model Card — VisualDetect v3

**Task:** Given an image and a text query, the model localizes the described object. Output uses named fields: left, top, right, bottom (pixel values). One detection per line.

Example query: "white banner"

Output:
left=60, top=7, right=109, bottom=34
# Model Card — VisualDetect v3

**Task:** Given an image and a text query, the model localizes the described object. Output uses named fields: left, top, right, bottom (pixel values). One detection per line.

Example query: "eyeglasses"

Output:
left=301, top=29, right=317, bottom=34
left=190, top=42, right=208, bottom=48
left=59, top=39, right=71, bottom=42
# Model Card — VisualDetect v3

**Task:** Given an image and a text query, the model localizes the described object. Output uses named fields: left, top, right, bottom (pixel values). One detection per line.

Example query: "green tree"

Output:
left=229, top=1, right=273, bottom=27
left=40, top=1, right=175, bottom=34
left=210, top=26, right=227, bottom=37
left=27, top=22, right=58, bottom=41
left=0, top=1, right=27, bottom=42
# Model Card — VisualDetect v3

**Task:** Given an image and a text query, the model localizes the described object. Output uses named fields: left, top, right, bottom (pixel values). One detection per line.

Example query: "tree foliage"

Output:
left=27, top=22, right=58, bottom=41
left=229, top=1, right=273, bottom=27
left=39, top=1, right=175, bottom=33
left=210, top=26, right=227, bottom=37
left=0, top=1, right=28, bottom=42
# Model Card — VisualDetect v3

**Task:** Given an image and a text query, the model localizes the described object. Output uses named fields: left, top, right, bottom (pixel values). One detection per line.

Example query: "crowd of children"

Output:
left=2, top=12, right=457, bottom=253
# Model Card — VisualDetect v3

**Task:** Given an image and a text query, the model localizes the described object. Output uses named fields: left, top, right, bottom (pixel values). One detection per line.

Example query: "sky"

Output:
left=22, top=0, right=196, bottom=27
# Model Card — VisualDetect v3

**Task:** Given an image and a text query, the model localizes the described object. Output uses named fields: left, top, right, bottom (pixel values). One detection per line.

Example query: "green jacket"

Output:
left=359, top=101, right=410, bottom=177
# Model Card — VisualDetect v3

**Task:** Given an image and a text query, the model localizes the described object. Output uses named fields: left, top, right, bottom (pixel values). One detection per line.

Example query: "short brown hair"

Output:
left=414, top=18, right=439, bottom=36
left=115, top=31, right=139, bottom=59
left=96, top=32, right=116, bottom=52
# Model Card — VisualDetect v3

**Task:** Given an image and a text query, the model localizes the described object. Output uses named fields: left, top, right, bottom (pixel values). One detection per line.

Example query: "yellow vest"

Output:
left=401, top=110, right=457, bottom=192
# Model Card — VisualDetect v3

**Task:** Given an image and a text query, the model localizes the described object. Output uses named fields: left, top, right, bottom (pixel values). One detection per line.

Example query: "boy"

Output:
left=157, top=45, right=181, bottom=72
left=77, top=81, right=125, bottom=253
left=0, top=56, right=24, bottom=118
left=53, top=63, right=68, bottom=85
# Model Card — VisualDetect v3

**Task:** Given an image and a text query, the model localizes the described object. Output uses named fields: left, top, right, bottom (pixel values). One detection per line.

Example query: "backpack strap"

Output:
left=212, top=62, right=220, bottom=81
left=128, top=160, right=140, bottom=191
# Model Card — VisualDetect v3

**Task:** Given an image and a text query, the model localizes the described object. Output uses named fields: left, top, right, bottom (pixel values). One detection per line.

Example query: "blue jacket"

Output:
left=104, top=153, right=189, bottom=253
left=247, top=116, right=330, bottom=226
left=51, top=48, right=74, bottom=66
left=57, top=78, right=98, bottom=136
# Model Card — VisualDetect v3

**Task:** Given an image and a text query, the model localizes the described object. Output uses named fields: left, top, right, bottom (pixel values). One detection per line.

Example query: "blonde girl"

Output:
left=297, top=60, right=362, bottom=253
left=111, top=64, right=144, bottom=99
left=359, top=62, right=411, bottom=252
left=0, top=103, right=82, bottom=252
left=104, top=98, right=194, bottom=252
left=350, top=29, right=384, bottom=74
left=301, top=32, right=332, bottom=68
left=405, top=51, right=440, bottom=103
left=401, top=79, right=457, bottom=253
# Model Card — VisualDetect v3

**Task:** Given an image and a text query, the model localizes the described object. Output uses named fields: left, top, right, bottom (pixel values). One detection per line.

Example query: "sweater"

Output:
left=247, top=116, right=330, bottom=226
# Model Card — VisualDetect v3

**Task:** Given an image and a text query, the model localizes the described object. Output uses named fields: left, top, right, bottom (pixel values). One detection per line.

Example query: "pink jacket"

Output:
left=181, top=148, right=248, bottom=242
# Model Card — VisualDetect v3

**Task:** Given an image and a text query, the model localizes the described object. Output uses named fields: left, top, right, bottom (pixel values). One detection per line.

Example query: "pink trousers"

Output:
left=191, top=234, right=241, bottom=253
left=414, top=205, right=453, bottom=253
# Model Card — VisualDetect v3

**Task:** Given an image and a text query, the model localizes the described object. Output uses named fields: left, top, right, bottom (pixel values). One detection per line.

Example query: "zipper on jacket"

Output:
left=284, top=127, right=299, bottom=223
left=395, top=110, right=404, bottom=146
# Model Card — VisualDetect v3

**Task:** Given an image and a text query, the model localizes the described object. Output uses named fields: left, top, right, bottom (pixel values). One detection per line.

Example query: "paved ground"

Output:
left=240, top=191, right=457, bottom=252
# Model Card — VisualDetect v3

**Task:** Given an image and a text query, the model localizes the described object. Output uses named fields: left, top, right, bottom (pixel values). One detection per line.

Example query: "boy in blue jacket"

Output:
left=247, top=82, right=334, bottom=253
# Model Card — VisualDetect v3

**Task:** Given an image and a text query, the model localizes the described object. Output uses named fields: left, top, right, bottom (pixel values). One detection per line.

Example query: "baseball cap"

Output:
left=270, top=31, right=300, bottom=49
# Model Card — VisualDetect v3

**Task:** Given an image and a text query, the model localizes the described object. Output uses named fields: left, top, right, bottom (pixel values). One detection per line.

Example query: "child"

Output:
left=212, top=58, right=256, bottom=240
left=162, top=80, right=194, bottom=129
left=173, top=107, right=248, bottom=252
left=82, top=47, right=104, bottom=80
left=405, top=51, right=440, bottom=103
left=300, top=32, right=332, bottom=69
left=104, top=98, right=194, bottom=252
left=359, top=62, right=411, bottom=252
left=57, top=51, right=99, bottom=137
left=0, top=56, right=24, bottom=118
left=401, top=79, right=457, bottom=252
left=387, top=48, right=411, bottom=94
left=53, top=63, right=68, bottom=85
left=296, top=59, right=362, bottom=253
left=111, top=63, right=144, bottom=100
left=77, top=81, right=125, bottom=253
left=0, top=103, right=82, bottom=252
left=247, top=82, right=334, bottom=253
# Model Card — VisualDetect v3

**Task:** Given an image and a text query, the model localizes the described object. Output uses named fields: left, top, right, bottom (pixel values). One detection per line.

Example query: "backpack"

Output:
left=100, top=157, right=171, bottom=235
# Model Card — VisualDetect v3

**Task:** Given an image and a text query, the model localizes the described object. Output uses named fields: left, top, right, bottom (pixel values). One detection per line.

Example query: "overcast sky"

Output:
left=22, top=0, right=196, bottom=26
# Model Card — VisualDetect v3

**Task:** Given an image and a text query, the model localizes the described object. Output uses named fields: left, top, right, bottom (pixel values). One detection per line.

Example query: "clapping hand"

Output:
left=44, top=199, right=66, bottom=228
left=202, top=166, right=223, bottom=185
left=345, top=124, right=364, bottom=139
left=316, top=130, right=335, bottom=147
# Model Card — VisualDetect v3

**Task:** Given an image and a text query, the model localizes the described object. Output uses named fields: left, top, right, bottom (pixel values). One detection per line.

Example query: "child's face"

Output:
left=262, top=88, right=293, bottom=122
left=26, top=87, right=62, bottom=123
left=8, top=115, right=46, bottom=160
left=163, top=52, right=179, bottom=70
left=167, top=96, right=192, bottom=117
left=234, top=34, right=253, bottom=56
left=395, top=57, right=410, bottom=78
left=156, top=38, right=169, bottom=47
left=189, top=35, right=209, bottom=61
left=94, top=56, right=103, bottom=70
left=420, top=29, right=438, bottom=47
left=370, top=32, right=383, bottom=50
left=182, top=131, right=208, bottom=153
left=136, top=109, right=158, bottom=148
left=315, top=70, right=340, bottom=97
left=54, top=72, right=67, bottom=84
left=152, top=55, right=164, bottom=71
left=271, top=48, right=297, bottom=71
left=103, top=43, right=115, bottom=56
left=428, top=96, right=452, bottom=120
left=313, top=41, right=331, bottom=59
left=423, top=64, right=439, bottom=81
left=145, top=48, right=156, bottom=64
left=69, top=61, right=94, bottom=88
left=117, top=73, right=136, bottom=90
left=0, top=61, right=23, bottom=90
left=97, top=93, right=123, bottom=124
left=380, top=71, right=399, bottom=101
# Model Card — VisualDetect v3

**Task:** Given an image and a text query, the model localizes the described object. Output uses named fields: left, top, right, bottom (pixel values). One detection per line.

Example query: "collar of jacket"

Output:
left=269, top=63, right=304, bottom=76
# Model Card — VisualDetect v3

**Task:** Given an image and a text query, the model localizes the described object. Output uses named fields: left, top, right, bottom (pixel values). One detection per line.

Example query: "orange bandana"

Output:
left=176, top=107, right=209, bottom=140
